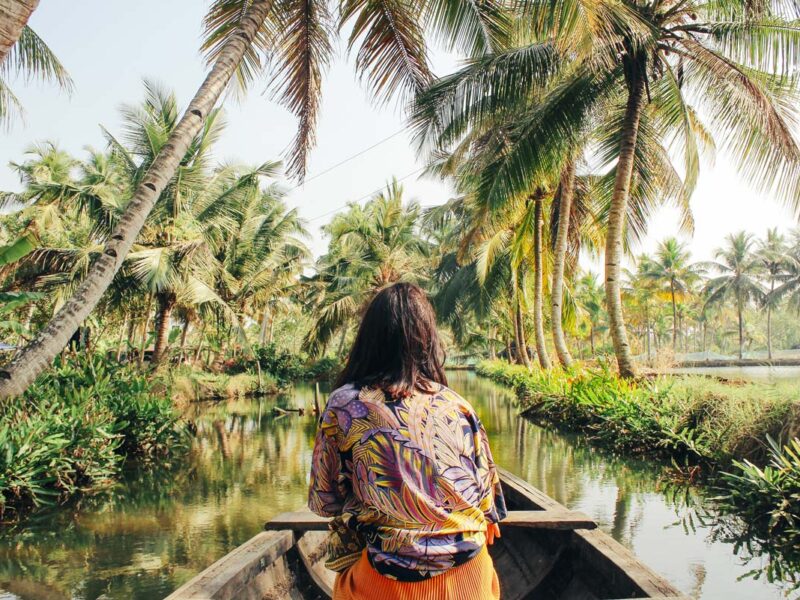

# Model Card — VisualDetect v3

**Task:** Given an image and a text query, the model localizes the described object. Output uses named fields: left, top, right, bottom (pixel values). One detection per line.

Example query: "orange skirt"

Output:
left=332, top=546, right=500, bottom=600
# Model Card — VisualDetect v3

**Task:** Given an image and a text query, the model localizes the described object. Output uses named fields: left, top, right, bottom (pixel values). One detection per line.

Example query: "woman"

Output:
left=308, top=282, right=506, bottom=600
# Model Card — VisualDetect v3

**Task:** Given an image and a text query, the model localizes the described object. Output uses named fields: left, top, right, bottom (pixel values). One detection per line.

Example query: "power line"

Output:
left=307, top=165, right=428, bottom=223
left=290, top=128, right=407, bottom=190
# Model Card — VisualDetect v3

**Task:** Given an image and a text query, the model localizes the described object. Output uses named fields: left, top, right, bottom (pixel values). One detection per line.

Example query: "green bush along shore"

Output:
left=476, top=359, right=800, bottom=570
left=476, top=359, right=798, bottom=464
left=0, top=355, right=186, bottom=518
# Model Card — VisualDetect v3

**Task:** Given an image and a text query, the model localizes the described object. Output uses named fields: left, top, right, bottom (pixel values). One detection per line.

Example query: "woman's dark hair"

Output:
left=335, top=282, right=447, bottom=398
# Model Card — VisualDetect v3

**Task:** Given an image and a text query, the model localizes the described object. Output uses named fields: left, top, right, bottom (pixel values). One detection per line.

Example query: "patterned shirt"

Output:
left=308, top=382, right=507, bottom=581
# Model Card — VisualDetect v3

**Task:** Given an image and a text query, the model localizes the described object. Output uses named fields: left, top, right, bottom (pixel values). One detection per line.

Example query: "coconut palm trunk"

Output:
left=767, top=279, right=774, bottom=360
left=670, top=279, right=678, bottom=350
left=152, top=293, right=176, bottom=365
left=513, top=290, right=532, bottom=368
left=533, top=194, right=552, bottom=369
left=0, top=0, right=272, bottom=399
left=605, top=68, right=646, bottom=379
left=737, top=295, right=744, bottom=360
left=551, top=161, right=575, bottom=367
left=138, top=295, right=153, bottom=368
left=0, top=0, right=39, bottom=65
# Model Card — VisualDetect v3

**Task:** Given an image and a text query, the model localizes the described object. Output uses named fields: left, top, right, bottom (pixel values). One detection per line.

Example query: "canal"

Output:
left=0, top=371, right=793, bottom=599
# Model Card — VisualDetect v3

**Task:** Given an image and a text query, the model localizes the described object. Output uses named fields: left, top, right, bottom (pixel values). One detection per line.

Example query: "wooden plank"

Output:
left=266, top=509, right=596, bottom=532
left=265, top=511, right=330, bottom=531
left=502, top=510, right=596, bottom=530
left=165, top=530, right=294, bottom=600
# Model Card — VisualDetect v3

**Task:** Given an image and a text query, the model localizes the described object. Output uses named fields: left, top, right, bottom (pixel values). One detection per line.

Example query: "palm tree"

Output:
left=703, top=232, right=765, bottom=360
left=769, top=231, right=800, bottom=327
left=0, top=0, right=40, bottom=64
left=550, top=161, right=575, bottom=367
left=757, top=229, right=788, bottom=360
left=641, top=238, right=702, bottom=351
left=1, top=23, right=72, bottom=124
left=575, top=271, right=605, bottom=356
left=413, top=0, right=800, bottom=377
left=0, top=0, right=275, bottom=398
left=305, top=180, right=429, bottom=354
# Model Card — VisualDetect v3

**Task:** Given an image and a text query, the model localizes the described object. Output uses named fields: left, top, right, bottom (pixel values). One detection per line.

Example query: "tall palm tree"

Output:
left=757, top=228, right=788, bottom=360
left=703, top=232, right=764, bottom=360
left=0, top=0, right=39, bottom=64
left=641, top=238, right=702, bottom=351
left=413, top=0, right=800, bottom=376
left=769, top=231, right=800, bottom=328
left=104, top=81, right=227, bottom=364
left=0, top=0, right=275, bottom=398
left=550, top=161, right=575, bottom=367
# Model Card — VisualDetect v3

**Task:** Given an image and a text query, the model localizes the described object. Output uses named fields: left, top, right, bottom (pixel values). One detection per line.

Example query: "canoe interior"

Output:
left=166, top=469, right=684, bottom=600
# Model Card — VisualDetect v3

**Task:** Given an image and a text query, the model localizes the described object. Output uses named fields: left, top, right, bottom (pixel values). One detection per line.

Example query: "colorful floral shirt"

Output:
left=308, top=382, right=507, bottom=581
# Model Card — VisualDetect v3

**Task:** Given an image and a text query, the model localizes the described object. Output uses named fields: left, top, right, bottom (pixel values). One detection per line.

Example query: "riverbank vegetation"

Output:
left=0, top=355, right=185, bottom=519
left=477, top=360, right=799, bottom=465
left=478, top=358, right=800, bottom=584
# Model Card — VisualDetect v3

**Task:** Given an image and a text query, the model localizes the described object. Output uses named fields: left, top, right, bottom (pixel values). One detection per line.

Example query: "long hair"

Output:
left=335, top=282, right=447, bottom=398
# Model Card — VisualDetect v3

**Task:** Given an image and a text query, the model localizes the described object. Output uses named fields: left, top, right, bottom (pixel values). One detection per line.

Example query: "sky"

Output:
left=1, top=0, right=797, bottom=265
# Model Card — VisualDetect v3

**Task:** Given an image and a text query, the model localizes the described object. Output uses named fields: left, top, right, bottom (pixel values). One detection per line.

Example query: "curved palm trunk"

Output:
left=0, top=0, right=273, bottom=399
left=533, top=195, right=551, bottom=369
left=551, top=161, right=575, bottom=367
left=605, top=71, right=646, bottom=379
left=0, top=0, right=39, bottom=65
left=152, top=293, right=176, bottom=365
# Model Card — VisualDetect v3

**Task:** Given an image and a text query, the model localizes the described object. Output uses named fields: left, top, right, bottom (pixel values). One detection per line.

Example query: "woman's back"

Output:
left=309, top=381, right=506, bottom=581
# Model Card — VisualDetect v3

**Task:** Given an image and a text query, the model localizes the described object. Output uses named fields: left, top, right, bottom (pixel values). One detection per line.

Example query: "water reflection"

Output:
left=0, top=374, right=795, bottom=599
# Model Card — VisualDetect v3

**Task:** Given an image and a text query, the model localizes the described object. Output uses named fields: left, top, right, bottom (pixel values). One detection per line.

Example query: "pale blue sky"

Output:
left=1, top=0, right=797, bottom=262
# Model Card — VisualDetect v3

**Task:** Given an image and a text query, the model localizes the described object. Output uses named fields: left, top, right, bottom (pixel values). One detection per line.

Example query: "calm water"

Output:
left=0, top=372, right=795, bottom=599
left=669, top=365, right=800, bottom=381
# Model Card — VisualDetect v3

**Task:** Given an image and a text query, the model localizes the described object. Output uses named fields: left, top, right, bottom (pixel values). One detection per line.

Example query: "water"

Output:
left=0, top=372, right=795, bottom=599
left=668, top=365, right=800, bottom=381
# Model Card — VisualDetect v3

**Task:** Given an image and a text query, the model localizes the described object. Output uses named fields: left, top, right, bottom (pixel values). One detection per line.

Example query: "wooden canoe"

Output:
left=166, top=468, right=686, bottom=600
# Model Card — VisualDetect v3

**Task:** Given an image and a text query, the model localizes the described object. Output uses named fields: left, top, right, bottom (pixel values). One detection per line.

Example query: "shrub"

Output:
left=713, top=436, right=800, bottom=590
left=254, top=344, right=304, bottom=384
left=306, top=356, right=340, bottom=382
left=0, top=354, right=186, bottom=516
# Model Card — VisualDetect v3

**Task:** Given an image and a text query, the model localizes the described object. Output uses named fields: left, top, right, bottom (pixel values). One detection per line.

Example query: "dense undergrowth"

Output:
left=477, top=359, right=800, bottom=584
left=0, top=355, right=187, bottom=518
